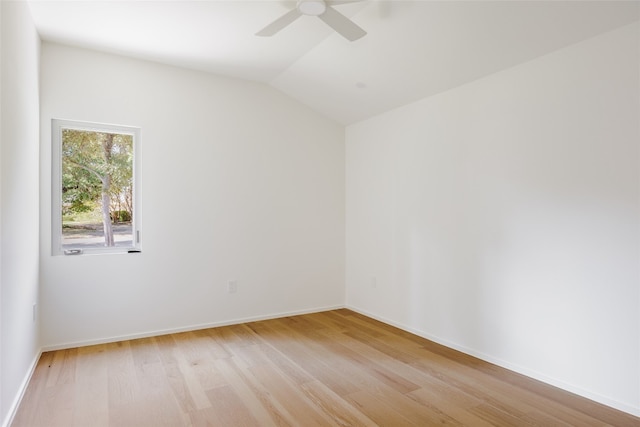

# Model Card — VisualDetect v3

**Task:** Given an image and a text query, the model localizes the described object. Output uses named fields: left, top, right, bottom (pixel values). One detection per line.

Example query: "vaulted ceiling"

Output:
left=28, top=1, right=640, bottom=124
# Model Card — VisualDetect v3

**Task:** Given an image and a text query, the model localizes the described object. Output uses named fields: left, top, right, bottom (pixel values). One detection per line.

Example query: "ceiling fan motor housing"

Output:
left=298, top=0, right=327, bottom=16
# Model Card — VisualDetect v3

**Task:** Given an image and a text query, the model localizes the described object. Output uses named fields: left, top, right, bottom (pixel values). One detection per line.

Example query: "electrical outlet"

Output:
left=228, top=280, right=238, bottom=294
left=371, top=276, right=377, bottom=289
left=32, top=303, right=37, bottom=322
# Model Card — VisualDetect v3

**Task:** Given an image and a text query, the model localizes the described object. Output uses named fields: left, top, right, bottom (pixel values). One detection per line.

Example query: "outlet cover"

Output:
left=228, top=280, right=238, bottom=294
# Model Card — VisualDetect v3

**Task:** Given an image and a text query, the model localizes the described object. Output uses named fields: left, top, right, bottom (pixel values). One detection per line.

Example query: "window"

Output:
left=52, top=119, right=141, bottom=255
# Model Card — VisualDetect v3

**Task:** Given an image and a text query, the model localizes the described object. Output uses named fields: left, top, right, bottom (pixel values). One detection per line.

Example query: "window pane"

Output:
left=61, top=129, right=134, bottom=250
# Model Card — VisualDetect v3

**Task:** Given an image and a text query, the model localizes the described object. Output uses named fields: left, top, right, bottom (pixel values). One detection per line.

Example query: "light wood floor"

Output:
left=12, top=309, right=639, bottom=426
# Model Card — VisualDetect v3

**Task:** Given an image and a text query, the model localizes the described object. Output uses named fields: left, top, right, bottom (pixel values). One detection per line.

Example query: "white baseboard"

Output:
left=41, top=304, right=345, bottom=352
left=2, top=349, right=42, bottom=427
left=346, top=304, right=640, bottom=418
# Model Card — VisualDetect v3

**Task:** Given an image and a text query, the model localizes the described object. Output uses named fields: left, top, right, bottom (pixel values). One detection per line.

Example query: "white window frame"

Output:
left=52, top=119, right=142, bottom=256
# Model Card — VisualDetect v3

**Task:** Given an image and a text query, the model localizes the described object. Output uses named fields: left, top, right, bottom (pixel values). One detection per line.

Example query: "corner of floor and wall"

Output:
left=2, top=2, right=639, bottom=426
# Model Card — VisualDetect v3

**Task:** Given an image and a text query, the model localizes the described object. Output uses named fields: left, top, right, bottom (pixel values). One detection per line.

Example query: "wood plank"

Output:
left=72, top=344, right=109, bottom=427
left=248, top=363, right=337, bottom=426
left=344, top=390, right=416, bottom=426
left=106, top=340, right=139, bottom=408
left=213, top=357, right=289, bottom=426
left=191, top=385, right=260, bottom=427
left=299, top=380, right=378, bottom=427
left=407, top=387, right=496, bottom=427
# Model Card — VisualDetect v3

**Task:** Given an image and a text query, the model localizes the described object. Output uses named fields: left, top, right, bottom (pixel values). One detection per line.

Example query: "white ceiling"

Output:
left=28, top=0, right=640, bottom=124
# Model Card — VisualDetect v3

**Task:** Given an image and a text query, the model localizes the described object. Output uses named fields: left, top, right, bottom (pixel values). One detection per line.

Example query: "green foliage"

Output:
left=111, top=210, right=131, bottom=223
left=62, top=202, right=101, bottom=224
left=62, top=172, right=100, bottom=216
left=61, top=129, right=133, bottom=219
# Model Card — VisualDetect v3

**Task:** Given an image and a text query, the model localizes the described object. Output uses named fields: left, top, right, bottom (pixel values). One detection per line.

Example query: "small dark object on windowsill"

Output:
left=128, top=250, right=141, bottom=253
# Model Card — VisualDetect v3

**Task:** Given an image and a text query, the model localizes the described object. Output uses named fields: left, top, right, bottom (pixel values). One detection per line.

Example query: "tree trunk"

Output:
left=101, top=175, right=114, bottom=246
left=101, top=134, right=115, bottom=246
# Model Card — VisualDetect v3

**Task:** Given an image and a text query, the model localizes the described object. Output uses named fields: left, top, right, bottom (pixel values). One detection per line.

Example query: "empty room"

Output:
left=1, top=0, right=639, bottom=426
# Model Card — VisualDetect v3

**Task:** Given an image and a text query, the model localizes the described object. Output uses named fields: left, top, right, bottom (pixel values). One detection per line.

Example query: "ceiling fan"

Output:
left=256, top=0, right=366, bottom=41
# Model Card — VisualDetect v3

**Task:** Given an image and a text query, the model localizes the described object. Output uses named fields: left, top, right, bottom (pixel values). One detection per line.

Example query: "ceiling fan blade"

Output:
left=318, top=5, right=366, bottom=41
left=256, top=9, right=302, bottom=37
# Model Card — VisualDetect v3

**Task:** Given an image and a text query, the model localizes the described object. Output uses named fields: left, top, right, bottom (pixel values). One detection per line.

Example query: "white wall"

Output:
left=1, top=0, right=3, bottom=417
left=39, top=44, right=345, bottom=348
left=0, top=1, right=41, bottom=425
left=346, top=22, right=640, bottom=415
